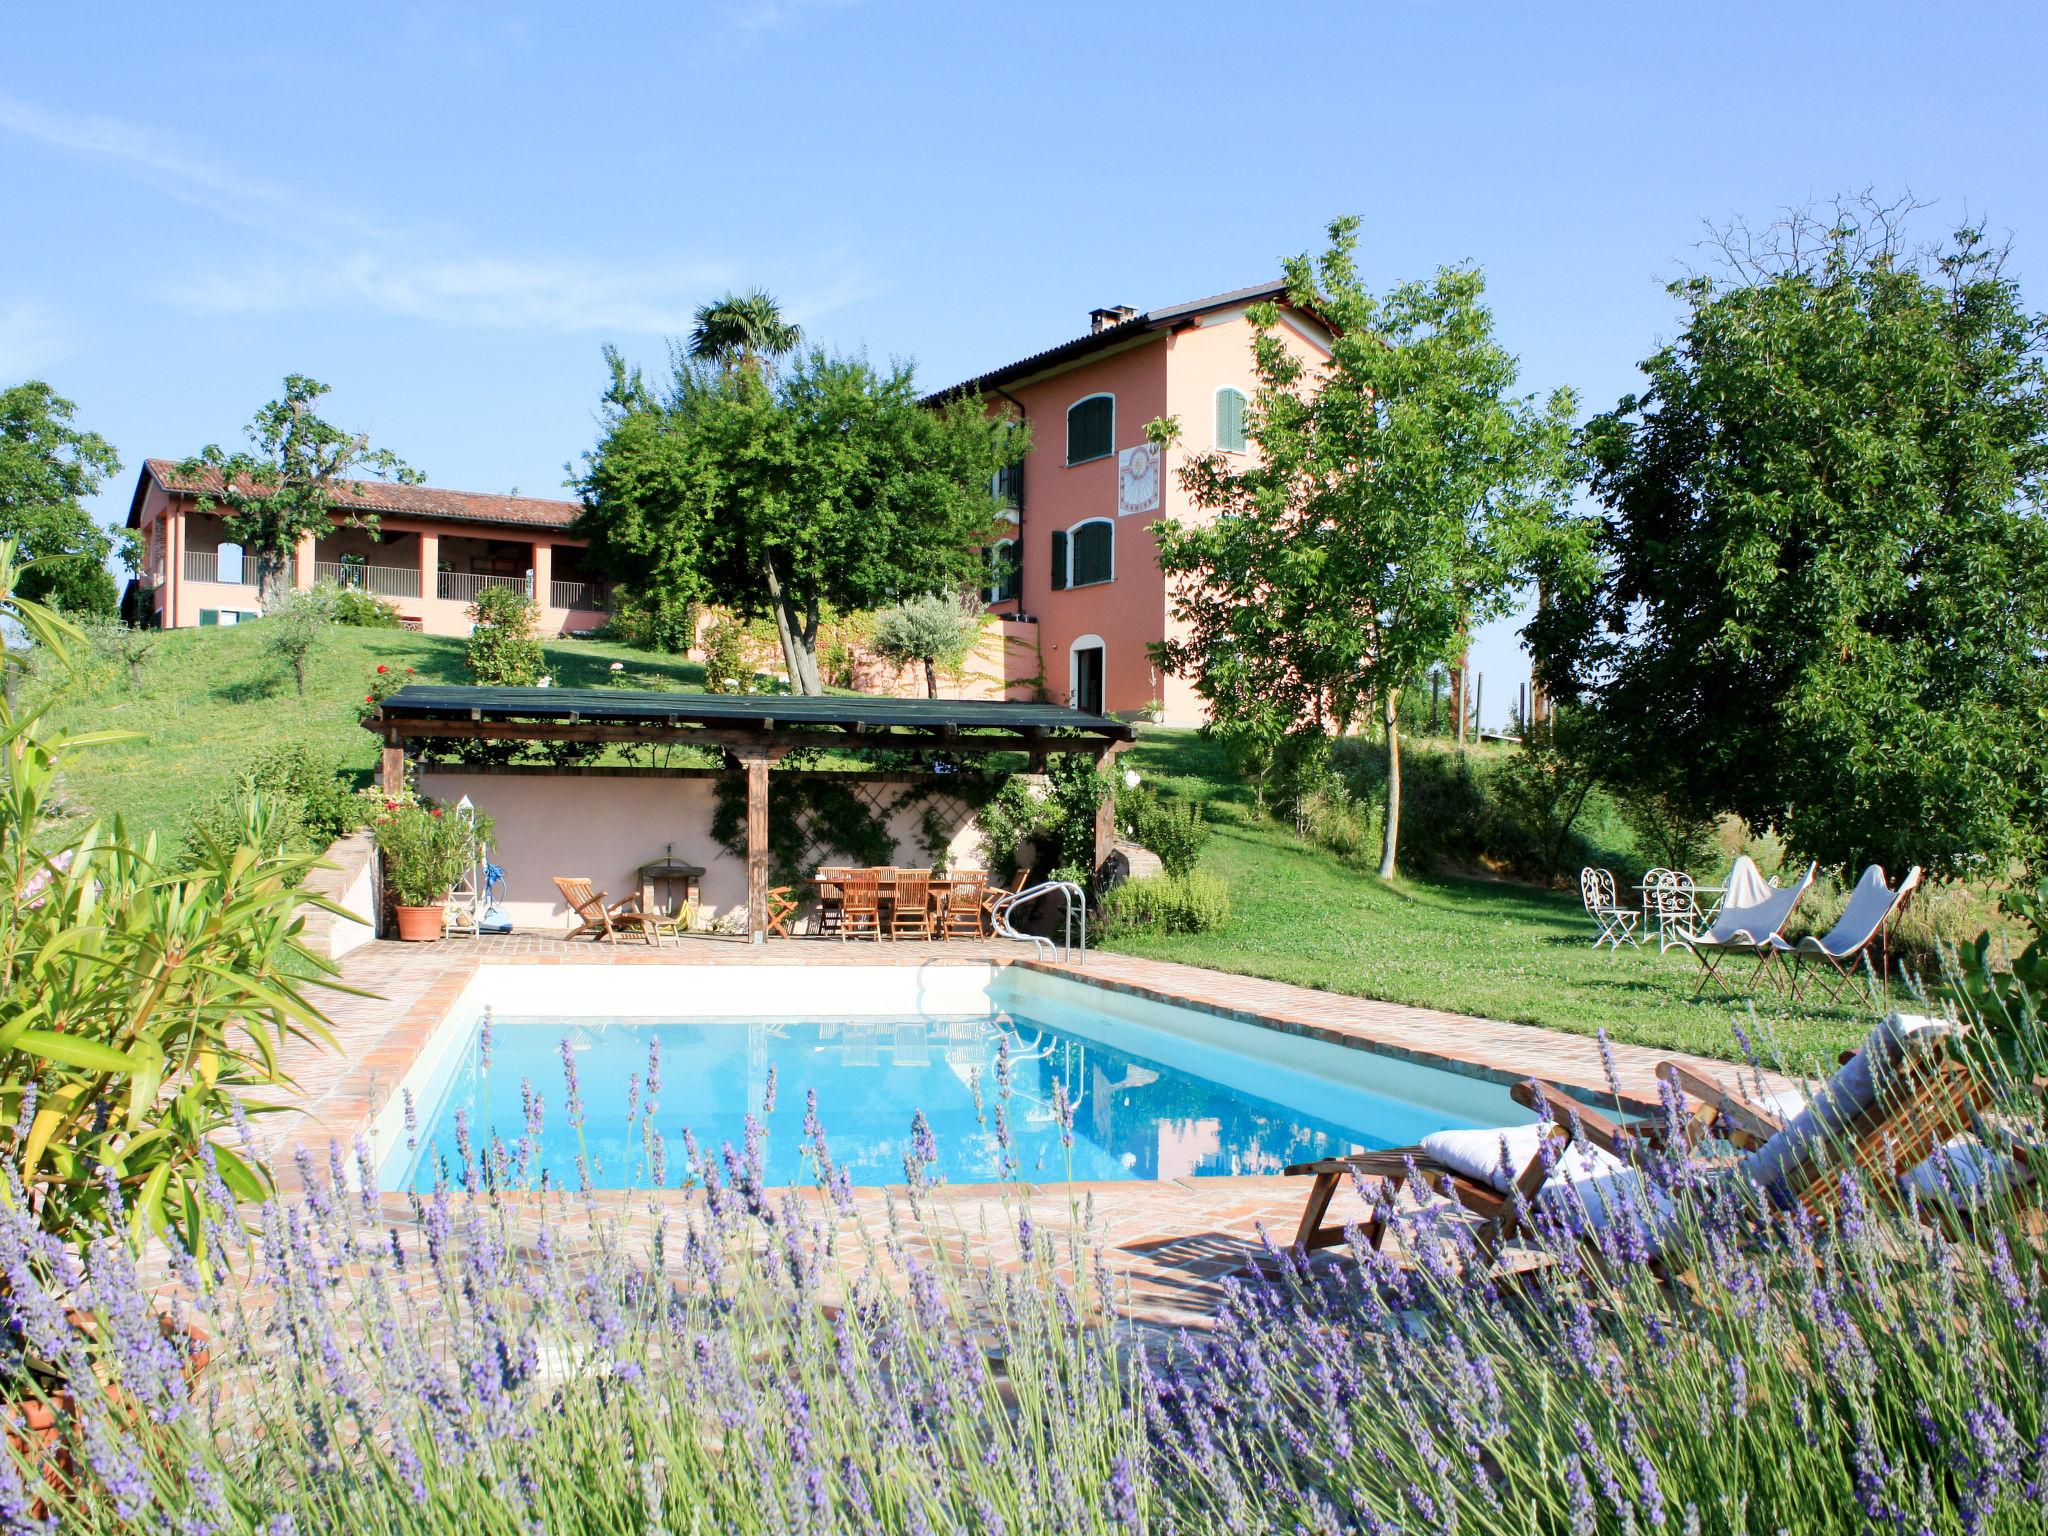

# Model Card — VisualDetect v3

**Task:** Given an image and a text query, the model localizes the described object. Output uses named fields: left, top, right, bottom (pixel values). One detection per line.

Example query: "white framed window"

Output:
left=1215, top=386, right=1248, bottom=453
left=1050, top=518, right=1114, bottom=590
left=1066, top=393, right=1115, bottom=466
left=984, top=538, right=1020, bottom=604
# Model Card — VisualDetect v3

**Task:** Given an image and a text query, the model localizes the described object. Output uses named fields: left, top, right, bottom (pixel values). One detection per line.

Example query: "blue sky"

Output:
left=5, top=0, right=2043, bottom=723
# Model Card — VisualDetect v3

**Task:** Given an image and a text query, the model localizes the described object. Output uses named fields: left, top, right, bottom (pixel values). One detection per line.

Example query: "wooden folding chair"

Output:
left=766, top=886, right=801, bottom=938
left=890, top=870, right=934, bottom=940
left=838, top=872, right=881, bottom=942
left=984, top=867, right=1033, bottom=931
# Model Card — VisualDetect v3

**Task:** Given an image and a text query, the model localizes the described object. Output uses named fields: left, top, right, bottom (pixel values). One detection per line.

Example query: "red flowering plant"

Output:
left=356, top=661, right=417, bottom=725
left=367, top=785, right=493, bottom=908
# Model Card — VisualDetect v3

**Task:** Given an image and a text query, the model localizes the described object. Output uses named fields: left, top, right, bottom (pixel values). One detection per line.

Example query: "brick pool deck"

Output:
left=275, top=933, right=1787, bottom=1333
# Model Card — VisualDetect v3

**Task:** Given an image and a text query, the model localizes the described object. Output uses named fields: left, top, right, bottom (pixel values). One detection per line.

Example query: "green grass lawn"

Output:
left=40, top=623, right=707, bottom=846
left=1106, top=729, right=1897, bottom=1071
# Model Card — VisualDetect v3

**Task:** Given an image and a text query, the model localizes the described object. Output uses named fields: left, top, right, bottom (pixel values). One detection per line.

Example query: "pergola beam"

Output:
left=369, top=718, right=1108, bottom=757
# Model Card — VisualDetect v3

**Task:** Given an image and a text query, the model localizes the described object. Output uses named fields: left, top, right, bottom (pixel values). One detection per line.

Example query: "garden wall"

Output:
left=415, top=765, right=990, bottom=934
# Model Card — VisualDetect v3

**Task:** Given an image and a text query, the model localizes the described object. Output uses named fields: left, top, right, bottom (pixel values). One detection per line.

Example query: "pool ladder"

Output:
left=991, top=880, right=1087, bottom=965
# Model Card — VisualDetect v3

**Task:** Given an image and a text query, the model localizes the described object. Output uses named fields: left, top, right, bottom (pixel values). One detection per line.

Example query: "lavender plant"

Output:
left=10, top=985, right=2048, bottom=1533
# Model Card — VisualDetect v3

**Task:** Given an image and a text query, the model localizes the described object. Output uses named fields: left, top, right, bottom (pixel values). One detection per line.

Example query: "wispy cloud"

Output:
left=0, top=301, right=68, bottom=378
left=0, top=93, right=870, bottom=337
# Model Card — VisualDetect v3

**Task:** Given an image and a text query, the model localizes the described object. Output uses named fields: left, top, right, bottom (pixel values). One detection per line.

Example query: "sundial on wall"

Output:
left=1117, top=443, right=1161, bottom=517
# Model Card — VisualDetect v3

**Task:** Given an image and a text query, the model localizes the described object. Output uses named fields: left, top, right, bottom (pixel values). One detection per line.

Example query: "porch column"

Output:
left=531, top=541, right=553, bottom=610
left=418, top=532, right=440, bottom=604
left=733, top=747, right=787, bottom=942
left=165, top=508, right=185, bottom=628
left=294, top=532, right=317, bottom=591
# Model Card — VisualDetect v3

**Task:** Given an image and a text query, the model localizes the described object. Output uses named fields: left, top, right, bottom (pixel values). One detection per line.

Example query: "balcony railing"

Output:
left=183, top=550, right=261, bottom=586
left=549, top=579, right=609, bottom=612
left=436, top=570, right=530, bottom=604
left=315, top=561, right=422, bottom=599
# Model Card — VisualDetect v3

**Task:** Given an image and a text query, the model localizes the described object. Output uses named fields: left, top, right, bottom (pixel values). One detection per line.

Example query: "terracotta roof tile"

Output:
left=134, top=459, right=583, bottom=531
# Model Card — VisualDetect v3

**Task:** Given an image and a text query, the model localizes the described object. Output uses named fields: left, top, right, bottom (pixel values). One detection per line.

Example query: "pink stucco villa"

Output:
left=125, top=460, right=609, bottom=637
left=931, top=281, right=1334, bottom=726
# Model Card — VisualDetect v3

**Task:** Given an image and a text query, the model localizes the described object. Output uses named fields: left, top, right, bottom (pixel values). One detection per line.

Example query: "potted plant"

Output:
left=373, top=794, right=490, bottom=940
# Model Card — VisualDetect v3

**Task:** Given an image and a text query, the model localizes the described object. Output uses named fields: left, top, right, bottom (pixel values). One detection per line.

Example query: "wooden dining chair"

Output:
left=839, top=872, right=882, bottom=942
left=941, top=871, right=988, bottom=939
left=890, top=870, right=935, bottom=940
left=814, top=867, right=851, bottom=935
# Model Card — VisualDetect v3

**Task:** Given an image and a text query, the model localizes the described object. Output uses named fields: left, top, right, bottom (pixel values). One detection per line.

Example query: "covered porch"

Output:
left=366, top=688, right=1133, bottom=941
left=295, top=517, right=610, bottom=634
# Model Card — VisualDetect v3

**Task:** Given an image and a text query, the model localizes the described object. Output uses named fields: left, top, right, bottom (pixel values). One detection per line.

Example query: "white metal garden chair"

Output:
left=1642, top=867, right=1701, bottom=952
left=1579, top=867, right=1640, bottom=950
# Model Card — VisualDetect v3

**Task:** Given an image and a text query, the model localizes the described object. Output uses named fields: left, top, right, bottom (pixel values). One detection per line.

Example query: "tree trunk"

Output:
left=923, top=658, right=938, bottom=699
left=293, top=654, right=308, bottom=696
left=257, top=551, right=293, bottom=611
left=1379, top=687, right=1402, bottom=880
left=756, top=554, right=822, bottom=696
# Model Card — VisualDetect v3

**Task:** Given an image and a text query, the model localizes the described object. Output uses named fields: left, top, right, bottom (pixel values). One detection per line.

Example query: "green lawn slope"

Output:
left=1109, top=730, right=1891, bottom=1070
left=42, top=623, right=706, bottom=846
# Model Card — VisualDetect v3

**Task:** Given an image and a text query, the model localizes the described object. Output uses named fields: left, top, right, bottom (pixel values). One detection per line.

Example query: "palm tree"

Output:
left=687, top=289, right=804, bottom=375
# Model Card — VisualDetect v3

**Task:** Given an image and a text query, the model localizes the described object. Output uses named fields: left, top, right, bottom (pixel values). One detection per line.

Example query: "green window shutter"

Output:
left=1050, top=529, right=1069, bottom=590
left=1067, top=397, right=1114, bottom=464
left=1217, top=389, right=1246, bottom=452
left=1071, top=521, right=1113, bottom=586
left=199, top=609, right=219, bottom=626
left=1005, top=540, right=1022, bottom=601
left=995, top=460, right=1023, bottom=508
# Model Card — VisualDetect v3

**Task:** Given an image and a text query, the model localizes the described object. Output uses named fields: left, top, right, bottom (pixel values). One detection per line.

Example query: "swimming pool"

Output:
left=375, top=964, right=1519, bottom=1191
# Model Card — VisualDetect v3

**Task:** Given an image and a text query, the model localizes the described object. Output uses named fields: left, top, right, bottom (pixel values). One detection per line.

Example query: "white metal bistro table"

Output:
left=1634, top=880, right=1727, bottom=951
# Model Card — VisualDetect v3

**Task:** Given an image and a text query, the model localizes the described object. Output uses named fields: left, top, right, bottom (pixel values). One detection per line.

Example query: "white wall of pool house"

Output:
left=415, top=768, right=992, bottom=932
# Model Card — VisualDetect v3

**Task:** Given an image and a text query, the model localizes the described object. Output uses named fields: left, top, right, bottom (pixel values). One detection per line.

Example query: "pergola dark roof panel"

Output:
left=369, top=685, right=1133, bottom=745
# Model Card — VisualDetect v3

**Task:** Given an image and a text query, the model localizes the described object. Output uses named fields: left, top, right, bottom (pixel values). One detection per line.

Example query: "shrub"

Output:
left=1616, top=778, right=1721, bottom=873
left=357, top=660, right=416, bottom=723
left=1117, top=783, right=1211, bottom=878
left=80, top=615, right=156, bottom=692
left=327, top=582, right=402, bottom=627
left=870, top=592, right=981, bottom=699
left=604, top=588, right=694, bottom=653
left=181, top=743, right=361, bottom=866
left=1488, top=710, right=1600, bottom=882
left=1099, top=869, right=1232, bottom=934
left=701, top=617, right=752, bottom=693
left=466, top=584, right=544, bottom=685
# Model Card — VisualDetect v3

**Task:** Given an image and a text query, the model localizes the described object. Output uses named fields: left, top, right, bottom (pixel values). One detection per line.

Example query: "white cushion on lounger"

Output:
left=1901, top=1137, right=2020, bottom=1207
left=1747, top=1013, right=1953, bottom=1196
left=1536, top=1166, right=1676, bottom=1233
left=1420, top=1123, right=1625, bottom=1194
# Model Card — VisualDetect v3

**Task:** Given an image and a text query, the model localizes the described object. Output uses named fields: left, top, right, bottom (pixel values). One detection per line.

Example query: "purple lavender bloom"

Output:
left=402, top=1087, right=419, bottom=1154
left=479, top=1006, right=494, bottom=1071
left=1108, top=1454, right=1139, bottom=1529
left=10, top=1081, right=35, bottom=1146
left=762, top=1064, right=778, bottom=1115
left=559, top=1037, right=584, bottom=1129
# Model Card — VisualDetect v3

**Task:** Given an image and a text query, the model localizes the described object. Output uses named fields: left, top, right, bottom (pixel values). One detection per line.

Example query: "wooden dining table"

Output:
left=805, top=870, right=989, bottom=936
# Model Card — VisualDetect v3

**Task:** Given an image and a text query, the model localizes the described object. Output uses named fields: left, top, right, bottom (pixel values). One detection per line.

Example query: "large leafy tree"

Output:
left=178, top=374, right=422, bottom=609
left=0, top=380, right=123, bottom=615
left=1152, top=217, right=1577, bottom=877
left=576, top=347, right=1025, bottom=695
left=1531, top=206, right=2048, bottom=880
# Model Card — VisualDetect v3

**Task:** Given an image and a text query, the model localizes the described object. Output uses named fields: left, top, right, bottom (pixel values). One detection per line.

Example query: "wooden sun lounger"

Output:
left=552, top=876, right=681, bottom=946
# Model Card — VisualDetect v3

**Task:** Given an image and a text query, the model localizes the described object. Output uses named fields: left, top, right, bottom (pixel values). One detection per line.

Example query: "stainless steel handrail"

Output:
left=991, top=880, right=1086, bottom=965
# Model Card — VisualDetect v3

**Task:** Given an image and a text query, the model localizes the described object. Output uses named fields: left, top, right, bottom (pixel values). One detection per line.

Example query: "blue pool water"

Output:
left=388, top=983, right=1505, bottom=1191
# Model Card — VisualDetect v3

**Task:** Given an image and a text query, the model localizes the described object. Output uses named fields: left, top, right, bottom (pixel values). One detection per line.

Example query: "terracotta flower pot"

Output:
left=393, top=904, right=446, bottom=942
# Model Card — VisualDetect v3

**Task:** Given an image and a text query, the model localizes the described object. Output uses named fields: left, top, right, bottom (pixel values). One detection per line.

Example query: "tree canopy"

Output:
left=1151, top=217, right=1578, bottom=876
left=0, top=380, right=123, bottom=615
left=871, top=592, right=983, bottom=698
left=1531, top=207, right=2048, bottom=880
left=575, top=345, right=1025, bottom=694
left=177, top=374, right=421, bottom=608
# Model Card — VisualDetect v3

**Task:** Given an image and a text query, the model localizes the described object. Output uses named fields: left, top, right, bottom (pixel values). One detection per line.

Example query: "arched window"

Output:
left=984, top=538, right=1020, bottom=604
left=1066, top=394, right=1115, bottom=466
left=1051, top=518, right=1114, bottom=590
left=1215, top=387, right=1248, bottom=453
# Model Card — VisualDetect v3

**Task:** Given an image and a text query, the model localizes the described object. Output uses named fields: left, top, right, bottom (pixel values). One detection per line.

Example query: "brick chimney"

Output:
left=1089, top=305, right=1137, bottom=333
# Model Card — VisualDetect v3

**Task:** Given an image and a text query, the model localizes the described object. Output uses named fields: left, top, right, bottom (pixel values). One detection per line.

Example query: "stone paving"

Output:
left=275, top=931, right=1789, bottom=1331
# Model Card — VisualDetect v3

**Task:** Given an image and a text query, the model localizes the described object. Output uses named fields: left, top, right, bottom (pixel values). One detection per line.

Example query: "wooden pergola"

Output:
left=365, top=685, right=1135, bottom=941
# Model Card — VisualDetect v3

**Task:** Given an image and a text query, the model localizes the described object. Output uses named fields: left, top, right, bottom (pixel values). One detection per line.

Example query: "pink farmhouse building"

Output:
left=125, top=459, right=609, bottom=637
left=934, top=281, right=1333, bottom=726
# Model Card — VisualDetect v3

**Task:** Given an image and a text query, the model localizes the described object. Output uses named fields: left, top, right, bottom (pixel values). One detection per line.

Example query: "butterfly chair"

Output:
left=1675, top=861, right=1817, bottom=998
left=1770, top=864, right=1922, bottom=1003
left=1579, top=867, right=1640, bottom=950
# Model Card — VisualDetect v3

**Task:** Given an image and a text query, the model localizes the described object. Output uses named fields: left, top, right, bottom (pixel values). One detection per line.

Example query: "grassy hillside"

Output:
left=1109, top=730, right=1899, bottom=1070
left=40, top=623, right=706, bottom=846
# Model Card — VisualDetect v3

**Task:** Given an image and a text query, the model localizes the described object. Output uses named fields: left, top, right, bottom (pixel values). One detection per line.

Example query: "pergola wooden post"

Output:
left=1093, top=741, right=1127, bottom=872
left=380, top=739, right=405, bottom=795
left=731, top=746, right=786, bottom=943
